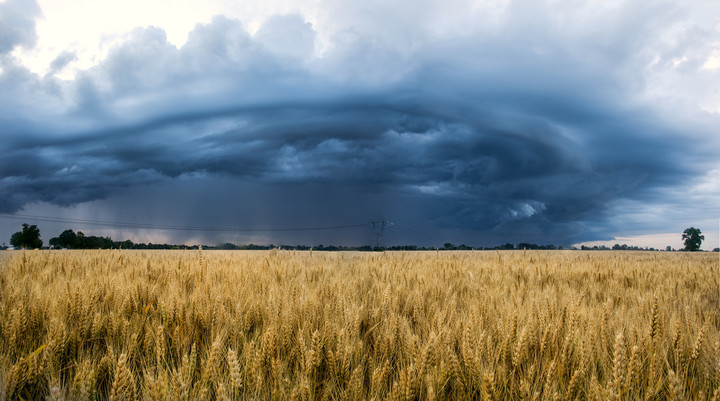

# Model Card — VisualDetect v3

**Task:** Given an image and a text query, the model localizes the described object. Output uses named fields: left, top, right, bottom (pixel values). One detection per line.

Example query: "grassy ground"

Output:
left=0, top=249, right=718, bottom=400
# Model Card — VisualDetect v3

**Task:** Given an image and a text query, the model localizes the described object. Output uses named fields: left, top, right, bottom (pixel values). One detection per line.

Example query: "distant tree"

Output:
left=55, top=229, right=79, bottom=248
left=111, top=239, right=134, bottom=249
left=9, top=224, right=43, bottom=249
left=682, top=227, right=704, bottom=251
left=49, top=229, right=120, bottom=249
left=76, top=231, right=87, bottom=248
left=666, top=246, right=673, bottom=252
left=9, top=232, right=22, bottom=248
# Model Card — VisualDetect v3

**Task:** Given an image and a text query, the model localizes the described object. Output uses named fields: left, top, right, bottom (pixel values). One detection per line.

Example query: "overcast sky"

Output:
left=1, top=0, right=719, bottom=249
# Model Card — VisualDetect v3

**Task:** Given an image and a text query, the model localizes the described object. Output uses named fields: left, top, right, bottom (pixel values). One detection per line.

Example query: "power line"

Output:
left=369, top=220, right=392, bottom=248
left=386, top=224, right=436, bottom=242
left=0, top=213, right=367, bottom=233
left=0, top=213, right=442, bottom=246
left=386, top=227, right=429, bottom=241
left=390, top=224, right=432, bottom=237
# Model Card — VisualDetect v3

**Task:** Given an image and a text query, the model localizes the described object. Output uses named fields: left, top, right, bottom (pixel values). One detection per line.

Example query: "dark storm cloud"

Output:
left=1, top=2, right=719, bottom=245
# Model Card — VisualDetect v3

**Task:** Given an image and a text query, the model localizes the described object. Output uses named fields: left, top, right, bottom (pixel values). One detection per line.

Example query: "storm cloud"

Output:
left=1, top=0, right=719, bottom=247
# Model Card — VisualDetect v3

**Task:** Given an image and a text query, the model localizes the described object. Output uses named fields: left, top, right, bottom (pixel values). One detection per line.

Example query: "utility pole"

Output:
left=370, top=220, right=392, bottom=249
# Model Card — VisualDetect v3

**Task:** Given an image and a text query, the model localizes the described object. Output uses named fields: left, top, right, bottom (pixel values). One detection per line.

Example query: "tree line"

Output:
left=5, top=224, right=715, bottom=251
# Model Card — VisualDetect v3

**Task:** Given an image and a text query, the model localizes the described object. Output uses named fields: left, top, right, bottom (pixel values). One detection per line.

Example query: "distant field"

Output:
left=0, top=250, right=718, bottom=400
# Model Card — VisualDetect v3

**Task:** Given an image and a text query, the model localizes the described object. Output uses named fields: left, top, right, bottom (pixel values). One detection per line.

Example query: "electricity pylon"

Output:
left=370, top=220, right=392, bottom=249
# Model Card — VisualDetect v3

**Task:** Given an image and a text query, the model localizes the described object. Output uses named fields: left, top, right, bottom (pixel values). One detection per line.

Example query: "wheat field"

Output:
left=0, top=249, right=718, bottom=400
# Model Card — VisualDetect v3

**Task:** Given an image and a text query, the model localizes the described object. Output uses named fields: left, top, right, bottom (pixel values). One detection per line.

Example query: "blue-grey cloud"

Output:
left=255, top=14, right=316, bottom=59
left=1, top=2, right=719, bottom=246
left=0, top=0, right=40, bottom=55
left=48, top=50, right=77, bottom=75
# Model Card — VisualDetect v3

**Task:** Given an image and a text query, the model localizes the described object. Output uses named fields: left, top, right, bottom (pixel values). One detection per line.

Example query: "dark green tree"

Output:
left=682, top=227, right=704, bottom=251
left=9, top=224, right=43, bottom=249
left=50, top=229, right=80, bottom=248
left=49, top=229, right=116, bottom=249
left=9, top=232, right=22, bottom=248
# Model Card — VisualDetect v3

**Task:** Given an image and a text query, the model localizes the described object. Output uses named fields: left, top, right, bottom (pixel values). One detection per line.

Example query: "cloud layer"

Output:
left=1, top=0, right=719, bottom=246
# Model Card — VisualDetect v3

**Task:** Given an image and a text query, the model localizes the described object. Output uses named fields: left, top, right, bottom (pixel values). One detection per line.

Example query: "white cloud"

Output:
left=13, top=0, right=300, bottom=77
left=704, top=49, right=720, bottom=70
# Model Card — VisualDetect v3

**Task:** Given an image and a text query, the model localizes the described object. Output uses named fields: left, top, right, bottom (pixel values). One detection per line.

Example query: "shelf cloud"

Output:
left=1, top=0, right=719, bottom=247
